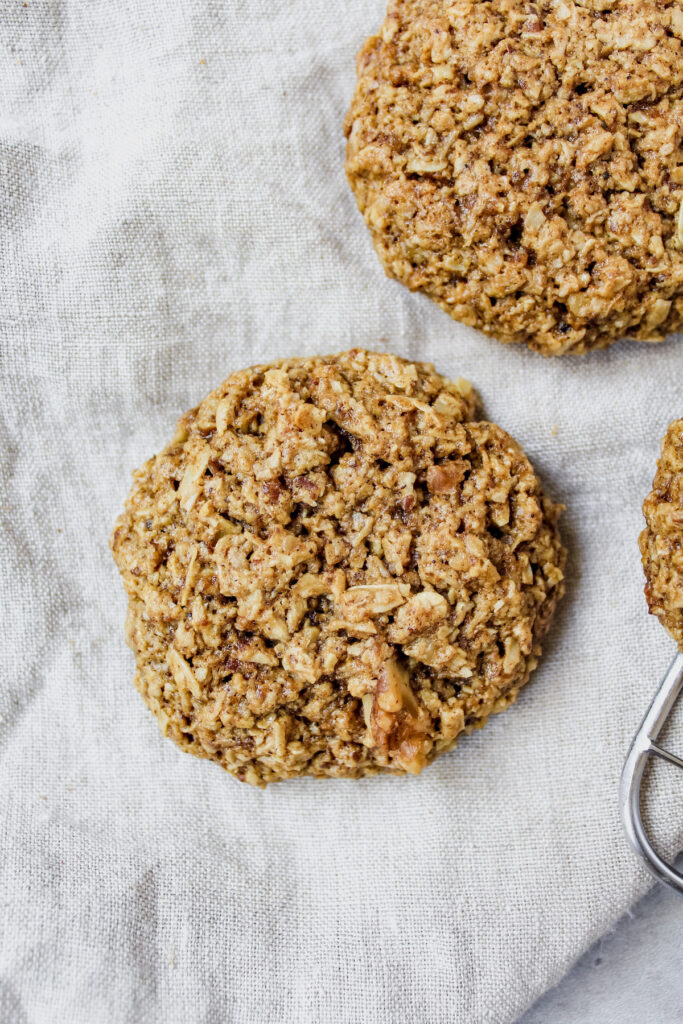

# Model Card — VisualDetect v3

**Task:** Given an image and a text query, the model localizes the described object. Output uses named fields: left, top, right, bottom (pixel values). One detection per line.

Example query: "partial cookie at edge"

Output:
left=640, top=418, right=683, bottom=651
left=344, top=0, right=683, bottom=355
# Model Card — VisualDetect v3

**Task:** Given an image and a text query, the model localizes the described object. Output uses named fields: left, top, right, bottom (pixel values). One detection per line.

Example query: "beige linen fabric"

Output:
left=0, top=3, right=682, bottom=1022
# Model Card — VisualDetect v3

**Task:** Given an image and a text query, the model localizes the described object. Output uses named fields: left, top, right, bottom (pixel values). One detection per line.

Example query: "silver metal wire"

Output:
left=620, top=652, right=683, bottom=894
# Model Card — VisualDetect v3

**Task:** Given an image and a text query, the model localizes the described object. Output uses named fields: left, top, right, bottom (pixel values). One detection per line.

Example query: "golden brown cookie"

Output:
left=640, top=418, right=683, bottom=650
left=111, top=350, right=565, bottom=785
left=344, top=0, right=683, bottom=356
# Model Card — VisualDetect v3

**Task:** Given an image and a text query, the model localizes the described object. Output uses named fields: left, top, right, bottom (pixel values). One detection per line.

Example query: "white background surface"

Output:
left=521, top=872, right=683, bottom=1024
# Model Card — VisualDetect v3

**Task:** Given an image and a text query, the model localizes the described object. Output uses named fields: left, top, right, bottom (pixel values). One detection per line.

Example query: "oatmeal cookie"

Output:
left=344, top=0, right=683, bottom=355
left=111, top=350, right=565, bottom=785
left=640, top=418, right=683, bottom=650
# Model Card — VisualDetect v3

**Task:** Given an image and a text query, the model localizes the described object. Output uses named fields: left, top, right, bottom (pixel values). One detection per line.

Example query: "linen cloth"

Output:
left=1, top=2, right=682, bottom=1022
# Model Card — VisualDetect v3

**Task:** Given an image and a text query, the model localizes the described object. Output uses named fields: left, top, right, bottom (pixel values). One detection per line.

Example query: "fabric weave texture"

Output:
left=1, top=3, right=682, bottom=1023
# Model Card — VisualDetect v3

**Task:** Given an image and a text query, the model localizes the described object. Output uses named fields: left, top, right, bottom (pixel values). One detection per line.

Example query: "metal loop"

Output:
left=620, top=652, right=683, bottom=894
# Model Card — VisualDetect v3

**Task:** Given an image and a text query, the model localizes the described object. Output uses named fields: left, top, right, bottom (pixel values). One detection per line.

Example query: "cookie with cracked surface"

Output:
left=640, top=418, right=683, bottom=650
left=344, top=0, right=683, bottom=356
left=111, top=350, right=565, bottom=785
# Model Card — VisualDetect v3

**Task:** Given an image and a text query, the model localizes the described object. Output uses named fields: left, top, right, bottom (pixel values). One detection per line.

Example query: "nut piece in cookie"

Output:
left=111, top=349, right=566, bottom=785
left=344, top=0, right=683, bottom=355
left=640, top=419, right=683, bottom=651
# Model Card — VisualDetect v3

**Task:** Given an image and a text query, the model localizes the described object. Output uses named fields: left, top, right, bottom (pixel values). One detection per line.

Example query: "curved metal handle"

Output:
left=620, top=652, right=683, bottom=893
